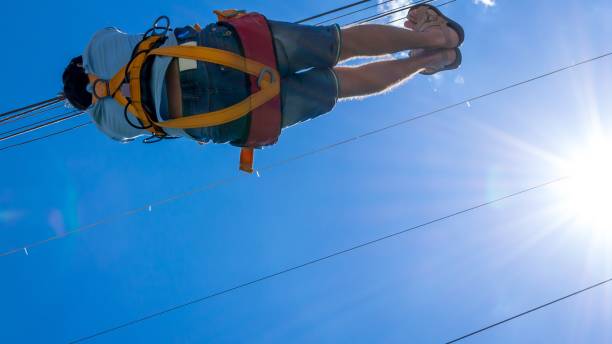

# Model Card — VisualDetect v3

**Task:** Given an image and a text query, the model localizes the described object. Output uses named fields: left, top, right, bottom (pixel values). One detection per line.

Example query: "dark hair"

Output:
left=62, top=56, right=92, bottom=110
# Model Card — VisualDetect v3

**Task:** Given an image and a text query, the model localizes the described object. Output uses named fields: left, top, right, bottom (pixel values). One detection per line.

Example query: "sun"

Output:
left=558, top=139, right=612, bottom=233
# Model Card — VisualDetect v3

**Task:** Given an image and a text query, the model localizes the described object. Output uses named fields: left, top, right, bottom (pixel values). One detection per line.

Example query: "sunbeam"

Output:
left=558, top=138, right=612, bottom=236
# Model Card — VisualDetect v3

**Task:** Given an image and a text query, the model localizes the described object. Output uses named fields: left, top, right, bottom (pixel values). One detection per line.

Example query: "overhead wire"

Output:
left=0, top=98, right=65, bottom=124
left=0, top=110, right=81, bottom=137
left=2, top=51, right=610, bottom=257
left=295, top=0, right=373, bottom=24
left=315, top=0, right=418, bottom=26
left=386, top=0, right=458, bottom=24
left=346, top=0, right=436, bottom=26
left=0, top=103, right=66, bottom=127
left=446, top=276, right=612, bottom=343
left=0, top=95, right=64, bottom=119
left=0, top=111, right=85, bottom=143
left=69, top=176, right=568, bottom=343
left=0, top=121, right=91, bottom=153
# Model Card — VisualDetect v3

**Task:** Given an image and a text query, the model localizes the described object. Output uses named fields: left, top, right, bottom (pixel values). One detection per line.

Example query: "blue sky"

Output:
left=2, top=0, right=612, bottom=343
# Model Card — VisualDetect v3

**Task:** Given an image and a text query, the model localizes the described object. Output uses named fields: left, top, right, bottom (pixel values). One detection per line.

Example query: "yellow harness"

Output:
left=88, top=12, right=281, bottom=172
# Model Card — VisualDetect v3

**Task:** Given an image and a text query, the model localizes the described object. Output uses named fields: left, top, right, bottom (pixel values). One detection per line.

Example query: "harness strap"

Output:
left=88, top=12, right=282, bottom=173
left=239, top=147, right=255, bottom=173
left=216, top=11, right=283, bottom=173
left=88, top=35, right=166, bottom=136
left=147, top=46, right=280, bottom=128
left=90, top=45, right=279, bottom=129
left=222, top=13, right=282, bottom=148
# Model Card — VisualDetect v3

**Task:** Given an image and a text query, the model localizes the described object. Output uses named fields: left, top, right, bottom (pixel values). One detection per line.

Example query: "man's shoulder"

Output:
left=82, top=27, right=141, bottom=76
left=86, top=27, right=125, bottom=47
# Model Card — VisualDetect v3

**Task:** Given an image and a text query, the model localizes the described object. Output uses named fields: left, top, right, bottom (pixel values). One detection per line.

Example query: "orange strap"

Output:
left=239, top=148, right=255, bottom=173
left=88, top=42, right=279, bottom=131
left=147, top=46, right=280, bottom=128
left=88, top=35, right=165, bottom=137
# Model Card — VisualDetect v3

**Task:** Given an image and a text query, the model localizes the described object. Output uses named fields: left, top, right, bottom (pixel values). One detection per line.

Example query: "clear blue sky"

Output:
left=2, top=0, right=612, bottom=343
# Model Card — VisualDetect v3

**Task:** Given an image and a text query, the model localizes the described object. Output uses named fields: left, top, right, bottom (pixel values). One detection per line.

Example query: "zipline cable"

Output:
left=446, top=276, right=612, bottom=343
left=0, top=110, right=81, bottom=137
left=386, top=0, right=458, bottom=24
left=347, top=0, right=447, bottom=26
left=2, top=51, right=609, bottom=256
left=295, top=0, right=373, bottom=24
left=0, top=98, right=65, bottom=124
left=0, top=96, right=63, bottom=119
left=353, top=3, right=419, bottom=25
left=0, top=121, right=91, bottom=153
left=0, top=111, right=85, bottom=143
left=342, top=0, right=455, bottom=27
left=315, top=0, right=426, bottom=26
left=0, top=103, right=66, bottom=127
left=69, top=176, right=568, bottom=343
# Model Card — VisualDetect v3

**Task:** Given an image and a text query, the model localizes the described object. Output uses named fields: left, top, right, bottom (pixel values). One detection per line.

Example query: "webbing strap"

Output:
left=92, top=45, right=280, bottom=130
left=145, top=46, right=280, bottom=128
left=88, top=35, right=165, bottom=136
left=239, top=147, right=255, bottom=173
left=224, top=12, right=282, bottom=148
left=87, top=16, right=281, bottom=173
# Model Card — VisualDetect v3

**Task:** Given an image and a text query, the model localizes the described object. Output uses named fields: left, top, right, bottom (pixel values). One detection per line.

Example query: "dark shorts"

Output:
left=160, top=20, right=341, bottom=145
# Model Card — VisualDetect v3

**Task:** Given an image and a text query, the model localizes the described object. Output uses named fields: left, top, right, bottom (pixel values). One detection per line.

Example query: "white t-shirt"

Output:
left=82, top=27, right=182, bottom=142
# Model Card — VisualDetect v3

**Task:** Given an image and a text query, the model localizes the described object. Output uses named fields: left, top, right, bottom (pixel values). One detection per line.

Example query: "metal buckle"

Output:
left=92, top=78, right=110, bottom=99
left=257, top=67, right=276, bottom=88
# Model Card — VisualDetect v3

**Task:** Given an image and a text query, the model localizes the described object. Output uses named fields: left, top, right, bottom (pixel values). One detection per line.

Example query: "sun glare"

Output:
left=560, top=141, right=612, bottom=233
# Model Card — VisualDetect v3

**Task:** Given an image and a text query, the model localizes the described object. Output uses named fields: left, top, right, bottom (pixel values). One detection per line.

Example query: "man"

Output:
left=62, top=5, right=463, bottom=147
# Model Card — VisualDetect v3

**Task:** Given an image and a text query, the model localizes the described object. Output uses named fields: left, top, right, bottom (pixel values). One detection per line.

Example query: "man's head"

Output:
left=62, top=56, right=92, bottom=110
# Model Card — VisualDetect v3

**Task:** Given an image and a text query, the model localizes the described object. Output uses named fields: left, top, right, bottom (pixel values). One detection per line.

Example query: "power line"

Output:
left=2, top=51, right=608, bottom=257
left=447, top=276, right=612, bottom=343
left=69, top=176, right=568, bottom=343
left=295, top=0, right=372, bottom=24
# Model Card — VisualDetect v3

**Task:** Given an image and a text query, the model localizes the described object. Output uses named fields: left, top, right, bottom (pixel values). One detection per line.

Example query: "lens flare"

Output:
left=559, top=140, right=612, bottom=233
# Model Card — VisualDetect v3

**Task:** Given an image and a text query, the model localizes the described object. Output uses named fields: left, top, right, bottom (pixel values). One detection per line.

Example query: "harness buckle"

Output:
left=92, top=78, right=111, bottom=100
left=257, top=67, right=276, bottom=89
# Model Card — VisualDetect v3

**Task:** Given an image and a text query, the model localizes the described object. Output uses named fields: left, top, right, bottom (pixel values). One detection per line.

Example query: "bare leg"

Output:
left=339, top=24, right=457, bottom=61
left=334, top=50, right=455, bottom=99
